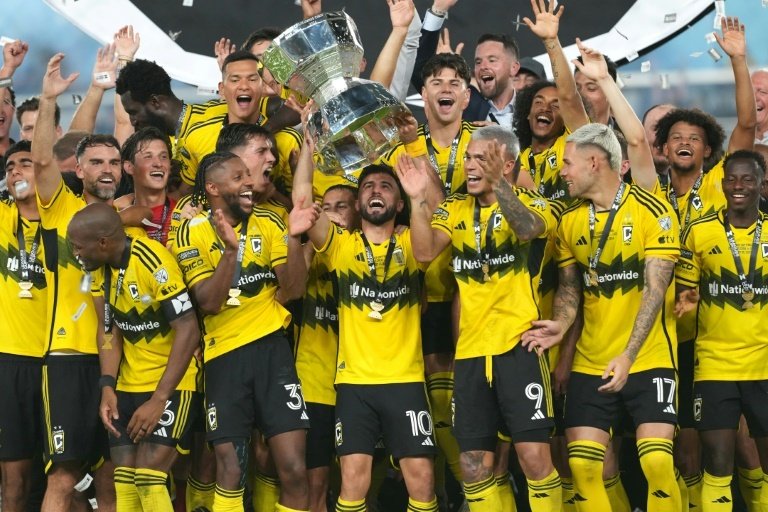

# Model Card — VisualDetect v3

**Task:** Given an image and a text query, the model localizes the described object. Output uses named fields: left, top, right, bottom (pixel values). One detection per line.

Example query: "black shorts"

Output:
left=421, top=301, right=454, bottom=356
left=109, top=390, right=201, bottom=451
left=204, top=330, right=309, bottom=443
left=42, top=355, right=109, bottom=471
left=552, top=387, right=566, bottom=436
left=305, top=402, right=335, bottom=469
left=0, top=354, right=42, bottom=460
left=564, top=369, right=678, bottom=433
left=334, top=383, right=437, bottom=459
left=694, top=380, right=768, bottom=436
left=453, top=344, right=554, bottom=452
left=677, top=341, right=696, bottom=429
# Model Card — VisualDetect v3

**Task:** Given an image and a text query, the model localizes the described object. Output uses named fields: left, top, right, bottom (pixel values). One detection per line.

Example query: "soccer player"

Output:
left=67, top=202, right=200, bottom=512
left=172, top=151, right=309, bottom=512
left=0, top=141, right=47, bottom=512
left=399, top=125, right=562, bottom=512
left=522, top=123, right=681, bottom=512
left=675, top=150, right=768, bottom=511
left=289, top=164, right=439, bottom=512
left=33, top=53, right=120, bottom=512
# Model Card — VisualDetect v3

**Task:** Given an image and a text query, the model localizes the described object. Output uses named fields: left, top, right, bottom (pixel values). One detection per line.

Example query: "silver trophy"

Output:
left=262, top=11, right=410, bottom=176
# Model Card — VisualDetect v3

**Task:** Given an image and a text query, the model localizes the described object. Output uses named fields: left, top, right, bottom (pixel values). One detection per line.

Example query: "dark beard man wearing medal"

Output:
left=674, top=150, right=768, bottom=508
left=289, top=163, right=440, bottom=512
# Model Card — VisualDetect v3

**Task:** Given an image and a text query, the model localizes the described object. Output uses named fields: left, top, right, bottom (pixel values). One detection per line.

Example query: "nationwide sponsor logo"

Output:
left=114, top=319, right=161, bottom=333
left=315, top=306, right=337, bottom=322
left=452, top=253, right=515, bottom=273
left=348, top=282, right=411, bottom=299
left=236, top=271, right=275, bottom=287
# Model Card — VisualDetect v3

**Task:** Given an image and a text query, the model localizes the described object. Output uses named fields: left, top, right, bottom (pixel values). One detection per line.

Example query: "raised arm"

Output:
left=69, top=44, right=118, bottom=134
left=572, top=39, right=655, bottom=190
left=300, top=0, right=322, bottom=19
left=112, top=26, right=141, bottom=144
left=274, top=234, right=308, bottom=303
left=599, top=257, right=674, bottom=393
left=291, top=105, right=316, bottom=208
left=524, top=0, right=589, bottom=130
left=33, top=54, right=79, bottom=203
left=397, top=154, right=451, bottom=262
left=388, top=10, right=421, bottom=101
left=716, top=16, right=756, bottom=153
left=0, top=39, right=29, bottom=79
left=369, top=0, right=415, bottom=89
left=409, top=0, right=458, bottom=92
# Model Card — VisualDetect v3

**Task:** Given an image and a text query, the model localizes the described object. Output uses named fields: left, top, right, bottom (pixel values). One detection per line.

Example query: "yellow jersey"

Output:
left=0, top=202, right=47, bottom=357
left=295, top=250, right=338, bottom=405
left=316, top=224, right=427, bottom=384
left=172, top=207, right=291, bottom=362
left=92, top=237, right=198, bottom=392
left=520, top=131, right=570, bottom=202
left=556, top=184, right=680, bottom=375
left=37, top=181, right=99, bottom=354
left=539, top=199, right=568, bottom=368
left=431, top=190, right=556, bottom=359
left=677, top=210, right=768, bottom=381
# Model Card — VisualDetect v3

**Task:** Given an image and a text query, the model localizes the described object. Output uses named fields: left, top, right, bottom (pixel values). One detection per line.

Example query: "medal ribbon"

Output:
left=588, top=182, right=626, bottom=275
left=723, top=212, right=762, bottom=304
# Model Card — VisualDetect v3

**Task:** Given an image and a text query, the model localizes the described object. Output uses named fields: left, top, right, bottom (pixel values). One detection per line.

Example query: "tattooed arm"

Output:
left=598, top=257, right=674, bottom=393
left=521, top=263, right=583, bottom=353
left=494, top=178, right=545, bottom=241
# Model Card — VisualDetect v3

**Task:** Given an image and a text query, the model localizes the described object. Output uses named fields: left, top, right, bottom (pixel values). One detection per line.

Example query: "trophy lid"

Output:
left=262, top=11, right=365, bottom=99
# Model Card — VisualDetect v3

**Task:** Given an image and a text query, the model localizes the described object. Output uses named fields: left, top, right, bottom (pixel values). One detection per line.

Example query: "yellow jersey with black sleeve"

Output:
left=295, top=250, right=338, bottom=405
left=430, top=189, right=556, bottom=360
left=556, top=184, right=680, bottom=376
left=316, top=224, right=427, bottom=385
left=90, top=237, right=198, bottom=392
left=676, top=210, right=768, bottom=381
left=0, top=202, right=47, bottom=357
left=37, top=180, right=99, bottom=354
left=175, top=100, right=229, bottom=184
left=172, top=207, right=291, bottom=362
left=519, top=130, right=570, bottom=202
left=166, top=194, right=194, bottom=250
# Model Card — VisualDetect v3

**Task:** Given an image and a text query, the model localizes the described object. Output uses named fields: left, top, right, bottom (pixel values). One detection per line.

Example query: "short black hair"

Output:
left=241, top=27, right=282, bottom=53
left=216, top=123, right=271, bottom=152
left=16, top=97, right=61, bottom=126
left=513, top=80, right=558, bottom=150
left=4, top=140, right=32, bottom=169
left=75, top=134, right=121, bottom=161
left=358, top=164, right=398, bottom=189
left=120, top=127, right=172, bottom=163
left=476, top=33, right=519, bottom=60
left=222, top=51, right=263, bottom=75
left=653, top=108, right=726, bottom=154
left=192, top=151, right=240, bottom=207
left=725, top=149, right=767, bottom=178
left=574, top=55, right=617, bottom=81
left=115, top=59, right=174, bottom=103
left=323, top=184, right=358, bottom=199
left=421, top=53, right=471, bottom=86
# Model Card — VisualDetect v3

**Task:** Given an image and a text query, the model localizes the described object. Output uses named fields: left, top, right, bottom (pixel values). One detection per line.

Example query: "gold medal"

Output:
left=481, top=263, right=491, bottom=282
left=226, top=288, right=242, bottom=306
left=742, top=290, right=755, bottom=310
left=18, top=280, right=33, bottom=299
left=368, top=300, right=384, bottom=320
left=102, top=331, right=113, bottom=350
left=588, top=269, right=599, bottom=287
left=743, top=301, right=755, bottom=310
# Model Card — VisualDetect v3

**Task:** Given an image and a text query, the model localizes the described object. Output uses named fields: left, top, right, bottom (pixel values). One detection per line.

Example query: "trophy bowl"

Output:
left=262, top=11, right=411, bottom=176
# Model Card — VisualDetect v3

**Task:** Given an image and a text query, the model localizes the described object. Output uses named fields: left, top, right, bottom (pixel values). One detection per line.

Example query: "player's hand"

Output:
left=388, top=0, right=415, bottom=30
left=2, top=40, right=29, bottom=71
left=395, top=154, right=430, bottom=200
left=523, top=0, right=564, bottom=43
left=100, top=387, right=121, bottom=438
left=289, top=199, right=322, bottom=236
left=598, top=353, right=632, bottom=393
left=127, top=395, right=166, bottom=444
left=715, top=16, right=746, bottom=59
left=214, top=37, right=237, bottom=71
left=212, top=208, right=239, bottom=250
left=180, top=201, right=203, bottom=220
left=674, top=288, right=700, bottom=318
left=436, top=28, right=464, bottom=56
left=114, top=25, right=141, bottom=60
left=572, top=38, right=608, bottom=82
left=521, top=319, right=565, bottom=355
left=480, top=141, right=507, bottom=188
left=325, top=211, right=348, bottom=228
left=118, top=204, right=153, bottom=227
left=553, top=353, right=573, bottom=396
left=301, top=0, right=322, bottom=19
left=92, top=43, right=118, bottom=90
left=41, top=53, right=79, bottom=100
left=394, top=112, right=419, bottom=144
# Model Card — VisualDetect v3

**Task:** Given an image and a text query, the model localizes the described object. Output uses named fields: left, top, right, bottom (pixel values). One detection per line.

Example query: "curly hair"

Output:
left=513, top=80, right=557, bottom=150
left=421, top=53, right=471, bottom=86
left=115, top=59, right=173, bottom=103
left=653, top=108, right=725, bottom=154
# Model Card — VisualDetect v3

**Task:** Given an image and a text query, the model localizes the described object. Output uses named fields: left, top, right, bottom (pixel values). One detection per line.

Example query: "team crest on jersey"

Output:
left=762, top=243, right=768, bottom=259
left=207, top=405, right=218, bottom=431
left=393, top=247, right=404, bottom=266
left=657, top=215, right=672, bottom=231
left=492, top=213, right=502, bottom=230
left=547, top=154, right=558, bottom=168
left=531, top=198, right=547, bottom=211
left=251, top=236, right=262, bottom=254
left=153, top=268, right=169, bottom=284
left=691, top=196, right=703, bottom=211
left=128, top=283, right=140, bottom=300
left=52, top=428, right=65, bottom=454
left=622, top=225, right=633, bottom=243
left=693, top=398, right=702, bottom=422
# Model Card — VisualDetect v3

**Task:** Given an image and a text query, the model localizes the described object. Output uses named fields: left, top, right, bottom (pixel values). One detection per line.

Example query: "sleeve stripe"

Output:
left=133, top=240, right=163, bottom=268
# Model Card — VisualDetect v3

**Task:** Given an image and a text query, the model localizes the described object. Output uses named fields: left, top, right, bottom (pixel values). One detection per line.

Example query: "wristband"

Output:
left=99, top=375, right=117, bottom=390
left=117, top=55, right=133, bottom=62
left=428, top=7, right=447, bottom=17
left=0, top=77, right=12, bottom=89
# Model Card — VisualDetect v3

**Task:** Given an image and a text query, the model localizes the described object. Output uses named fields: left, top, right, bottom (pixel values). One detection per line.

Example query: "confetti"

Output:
left=616, top=76, right=625, bottom=89
left=714, top=0, right=726, bottom=15
left=511, top=14, right=523, bottom=32
left=197, top=86, right=217, bottom=96
left=705, top=32, right=717, bottom=44
left=713, top=13, right=724, bottom=29
left=182, top=0, right=193, bottom=5
left=0, top=36, right=15, bottom=46
left=763, top=0, right=768, bottom=7
left=690, top=51, right=704, bottom=58
left=664, top=13, right=677, bottom=23
left=168, top=30, right=182, bottom=41
left=74, top=474, right=93, bottom=492
left=88, top=499, right=98, bottom=510
left=72, top=94, right=82, bottom=105
left=708, top=47, right=722, bottom=62
left=640, top=61, right=651, bottom=73
left=626, top=51, right=639, bottom=62
left=660, top=74, right=670, bottom=90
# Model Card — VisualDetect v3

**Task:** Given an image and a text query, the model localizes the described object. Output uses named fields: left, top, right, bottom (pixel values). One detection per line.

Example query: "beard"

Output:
left=84, top=179, right=116, bottom=201
left=222, top=192, right=252, bottom=222
left=360, top=204, right=397, bottom=226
